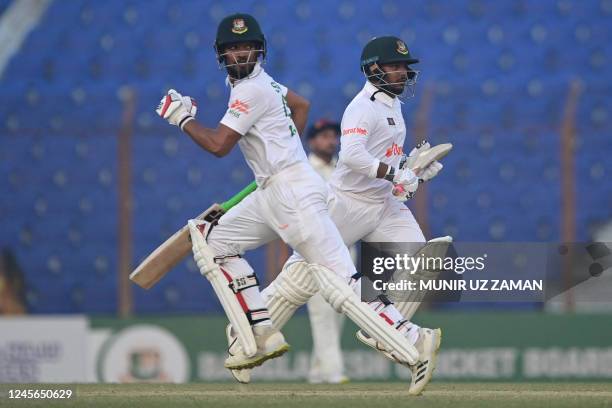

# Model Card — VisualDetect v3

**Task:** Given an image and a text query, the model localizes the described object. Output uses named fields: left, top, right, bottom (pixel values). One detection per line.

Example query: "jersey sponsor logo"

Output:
left=230, top=99, right=250, bottom=114
left=342, top=127, right=368, bottom=136
left=228, top=109, right=241, bottom=118
left=231, top=19, right=248, bottom=34
left=387, top=118, right=396, bottom=125
left=385, top=143, right=403, bottom=157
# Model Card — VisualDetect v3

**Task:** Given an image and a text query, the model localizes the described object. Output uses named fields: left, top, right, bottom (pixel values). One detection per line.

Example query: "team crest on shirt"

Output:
left=232, top=19, right=248, bottom=34
left=387, top=118, right=396, bottom=125
left=396, top=40, right=408, bottom=55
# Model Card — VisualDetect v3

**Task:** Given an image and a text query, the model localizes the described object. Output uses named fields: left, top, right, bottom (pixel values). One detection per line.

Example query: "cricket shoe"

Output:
left=224, top=324, right=290, bottom=371
left=408, top=327, right=442, bottom=395
left=225, top=324, right=251, bottom=383
left=356, top=327, right=442, bottom=395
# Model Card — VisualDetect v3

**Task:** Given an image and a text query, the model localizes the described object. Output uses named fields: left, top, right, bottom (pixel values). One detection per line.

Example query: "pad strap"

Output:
left=228, top=273, right=260, bottom=294
left=351, top=272, right=363, bottom=280
left=246, top=308, right=271, bottom=325
left=214, top=254, right=242, bottom=263
left=377, top=293, right=393, bottom=306
left=227, top=273, right=271, bottom=325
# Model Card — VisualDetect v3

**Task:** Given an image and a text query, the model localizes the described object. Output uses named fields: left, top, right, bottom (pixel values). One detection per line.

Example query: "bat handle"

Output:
left=220, top=181, right=258, bottom=212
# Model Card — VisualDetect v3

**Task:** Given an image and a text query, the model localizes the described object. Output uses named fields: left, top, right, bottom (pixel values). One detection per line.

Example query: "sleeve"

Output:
left=220, top=83, right=269, bottom=136
left=338, top=106, right=380, bottom=179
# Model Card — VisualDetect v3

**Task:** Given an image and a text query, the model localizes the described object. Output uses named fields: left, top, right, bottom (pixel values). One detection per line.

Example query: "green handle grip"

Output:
left=220, top=181, right=257, bottom=212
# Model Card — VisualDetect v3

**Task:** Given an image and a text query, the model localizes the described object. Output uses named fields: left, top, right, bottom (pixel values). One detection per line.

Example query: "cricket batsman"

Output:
left=156, top=14, right=423, bottom=373
left=229, top=36, right=446, bottom=395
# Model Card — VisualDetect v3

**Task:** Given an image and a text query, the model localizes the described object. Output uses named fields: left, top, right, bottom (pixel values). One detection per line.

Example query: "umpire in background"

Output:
left=305, top=119, right=351, bottom=383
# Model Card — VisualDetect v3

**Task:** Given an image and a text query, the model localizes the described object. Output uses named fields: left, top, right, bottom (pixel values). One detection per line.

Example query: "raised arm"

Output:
left=285, top=89, right=310, bottom=136
left=156, top=89, right=241, bottom=158
left=182, top=122, right=241, bottom=158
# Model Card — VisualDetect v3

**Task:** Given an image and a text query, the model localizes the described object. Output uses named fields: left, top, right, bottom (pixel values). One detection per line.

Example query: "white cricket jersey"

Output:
left=330, top=81, right=407, bottom=201
left=308, top=153, right=337, bottom=181
left=220, top=63, right=307, bottom=186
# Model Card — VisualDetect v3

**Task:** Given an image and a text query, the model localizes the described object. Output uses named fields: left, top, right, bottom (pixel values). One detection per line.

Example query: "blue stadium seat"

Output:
left=1, top=0, right=610, bottom=314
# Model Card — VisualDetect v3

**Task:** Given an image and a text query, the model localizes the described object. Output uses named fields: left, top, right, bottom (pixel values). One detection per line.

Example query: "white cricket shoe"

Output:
left=225, top=324, right=251, bottom=383
left=408, top=327, right=442, bottom=396
left=356, top=327, right=442, bottom=395
left=224, top=324, right=290, bottom=371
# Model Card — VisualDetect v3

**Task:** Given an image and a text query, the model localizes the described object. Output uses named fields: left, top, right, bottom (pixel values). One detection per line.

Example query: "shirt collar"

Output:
left=226, top=62, right=264, bottom=88
left=363, top=81, right=396, bottom=108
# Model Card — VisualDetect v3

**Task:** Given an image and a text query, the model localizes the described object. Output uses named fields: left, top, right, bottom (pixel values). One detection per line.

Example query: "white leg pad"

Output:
left=394, top=301, right=421, bottom=321
left=263, top=261, right=319, bottom=329
left=394, top=236, right=454, bottom=320
left=188, top=220, right=257, bottom=357
left=308, top=264, right=419, bottom=365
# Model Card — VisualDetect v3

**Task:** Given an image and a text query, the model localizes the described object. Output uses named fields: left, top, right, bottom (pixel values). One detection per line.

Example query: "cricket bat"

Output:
left=393, top=143, right=453, bottom=196
left=129, top=181, right=258, bottom=289
left=404, top=143, right=453, bottom=173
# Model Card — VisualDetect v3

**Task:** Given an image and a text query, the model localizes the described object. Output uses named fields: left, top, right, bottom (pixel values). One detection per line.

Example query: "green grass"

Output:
left=2, top=383, right=612, bottom=408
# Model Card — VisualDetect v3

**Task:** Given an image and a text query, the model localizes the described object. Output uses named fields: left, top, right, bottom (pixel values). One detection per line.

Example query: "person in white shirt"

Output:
left=230, top=36, right=446, bottom=395
left=156, top=14, right=422, bottom=376
left=305, top=120, right=349, bottom=384
left=307, top=119, right=340, bottom=179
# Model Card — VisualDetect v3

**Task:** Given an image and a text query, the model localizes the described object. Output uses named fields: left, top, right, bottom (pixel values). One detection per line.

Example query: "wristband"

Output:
left=179, top=116, right=194, bottom=131
left=384, top=166, right=396, bottom=182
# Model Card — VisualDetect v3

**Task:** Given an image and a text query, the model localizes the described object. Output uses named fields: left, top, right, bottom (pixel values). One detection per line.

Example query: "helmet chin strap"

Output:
left=364, top=63, right=418, bottom=99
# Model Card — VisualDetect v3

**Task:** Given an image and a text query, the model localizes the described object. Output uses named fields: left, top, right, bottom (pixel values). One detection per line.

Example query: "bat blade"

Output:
left=129, top=203, right=223, bottom=289
left=129, top=181, right=257, bottom=290
left=410, top=143, right=453, bottom=173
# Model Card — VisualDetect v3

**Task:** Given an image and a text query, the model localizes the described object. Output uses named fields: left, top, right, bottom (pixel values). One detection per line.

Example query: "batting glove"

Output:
left=156, top=89, right=197, bottom=130
left=385, top=166, right=419, bottom=201
left=403, top=140, right=443, bottom=181
left=402, top=140, right=430, bottom=171
left=392, top=184, right=417, bottom=201
left=419, top=161, right=443, bottom=181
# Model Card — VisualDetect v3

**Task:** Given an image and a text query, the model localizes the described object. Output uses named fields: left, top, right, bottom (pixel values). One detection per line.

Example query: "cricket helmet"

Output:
left=214, top=13, right=266, bottom=60
left=360, top=36, right=419, bottom=70
left=360, top=36, right=420, bottom=98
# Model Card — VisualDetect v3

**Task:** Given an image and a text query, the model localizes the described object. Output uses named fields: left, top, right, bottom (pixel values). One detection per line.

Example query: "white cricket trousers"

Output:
left=289, top=186, right=426, bottom=266
left=206, top=162, right=357, bottom=319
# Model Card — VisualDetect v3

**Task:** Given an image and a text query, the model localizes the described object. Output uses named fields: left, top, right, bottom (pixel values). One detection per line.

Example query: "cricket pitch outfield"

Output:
left=2, top=383, right=611, bottom=408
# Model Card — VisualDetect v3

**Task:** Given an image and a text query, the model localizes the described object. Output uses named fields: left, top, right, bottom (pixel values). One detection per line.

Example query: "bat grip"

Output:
left=220, top=181, right=258, bottom=212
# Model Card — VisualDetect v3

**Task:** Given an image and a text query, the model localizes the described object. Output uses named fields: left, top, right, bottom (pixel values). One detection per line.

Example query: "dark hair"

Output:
left=306, top=119, right=340, bottom=140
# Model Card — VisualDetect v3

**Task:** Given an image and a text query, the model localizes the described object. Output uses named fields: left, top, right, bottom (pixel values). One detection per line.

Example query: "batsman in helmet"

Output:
left=231, top=35, right=448, bottom=395
left=156, top=15, right=424, bottom=377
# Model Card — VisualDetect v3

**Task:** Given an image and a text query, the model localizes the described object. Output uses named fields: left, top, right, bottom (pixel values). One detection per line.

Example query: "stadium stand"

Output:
left=0, top=0, right=610, bottom=313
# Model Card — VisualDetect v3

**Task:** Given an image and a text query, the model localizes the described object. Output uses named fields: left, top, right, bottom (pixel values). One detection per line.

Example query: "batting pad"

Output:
left=394, top=236, right=454, bottom=320
left=263, top=261, right=319, bottom=330
left=188, top=220, right=257, bottom=357
left=308, top=264, right=419, bottom=365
